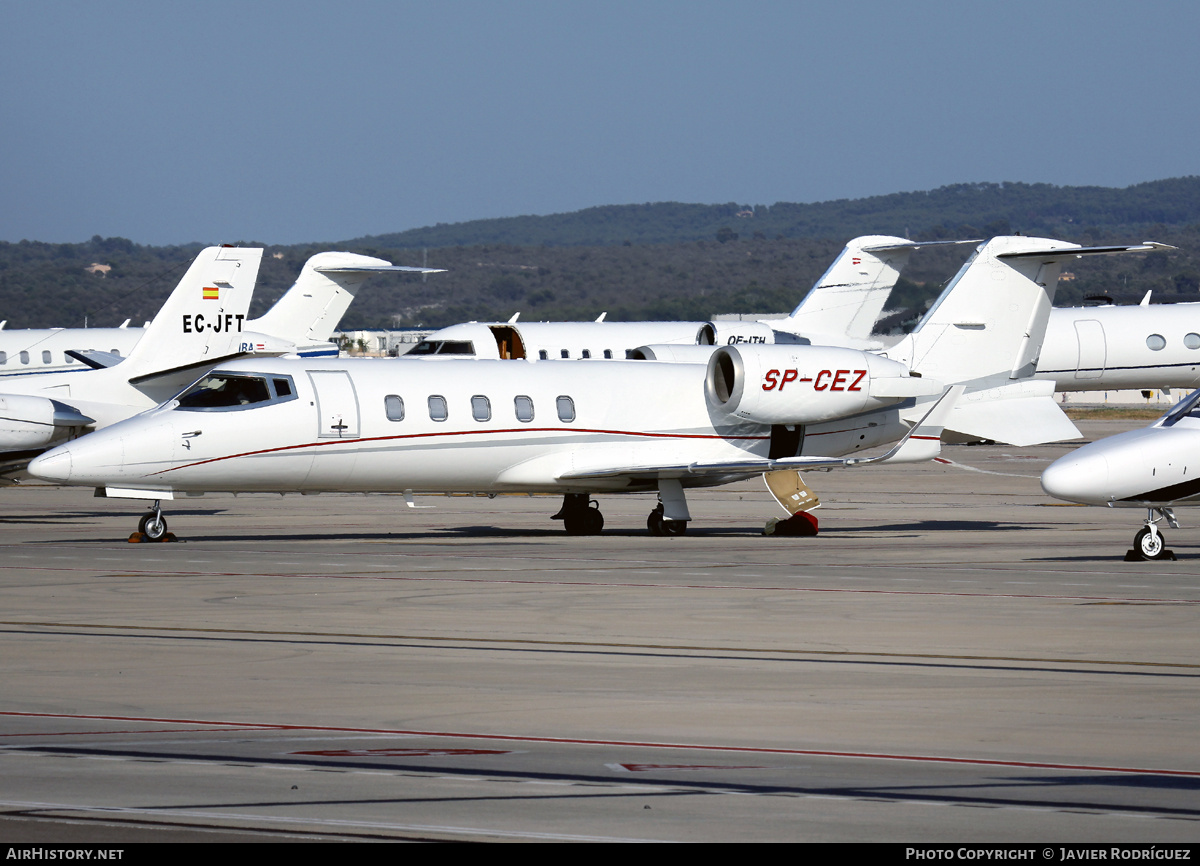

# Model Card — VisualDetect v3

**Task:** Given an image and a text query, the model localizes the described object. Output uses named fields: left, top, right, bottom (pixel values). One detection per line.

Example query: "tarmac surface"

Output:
left=1, top=419, right=1198, bottom=842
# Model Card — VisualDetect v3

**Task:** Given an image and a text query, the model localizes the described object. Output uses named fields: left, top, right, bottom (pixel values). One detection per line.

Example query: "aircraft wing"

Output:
left=559, top=386, right=963, bottom=482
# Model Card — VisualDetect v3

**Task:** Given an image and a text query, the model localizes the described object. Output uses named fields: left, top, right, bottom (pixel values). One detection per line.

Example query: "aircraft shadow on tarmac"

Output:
left=32, top=519, right=1056, bottom=544
left=34, top=745, right=1197, bottom=821
left=1, top=508, right=228, bottom=525
left=819, top=519, right=1038, bottom=533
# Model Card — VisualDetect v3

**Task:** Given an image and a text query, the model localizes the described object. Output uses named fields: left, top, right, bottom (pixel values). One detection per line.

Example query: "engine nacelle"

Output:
left=0, top=395, right=94, bottom=450
left=697, top=321, right=781, bottom=346
left=705, top=345, right=939, bottom=425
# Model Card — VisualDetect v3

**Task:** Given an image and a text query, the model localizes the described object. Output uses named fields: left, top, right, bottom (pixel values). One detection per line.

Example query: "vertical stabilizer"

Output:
left=249, top=252, right=444, bottom=348
left=886, top=237, right=1168, bottom=388
left=779, top=236, right=979, bottom=344
left=122, top=246, right=263, bottom=381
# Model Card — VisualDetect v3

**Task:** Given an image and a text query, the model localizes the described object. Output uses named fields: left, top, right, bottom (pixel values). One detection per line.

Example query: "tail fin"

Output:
left=885, top=237, right=1166, bottom=388
left=122, top=246, right=262, bottom=383
left=778, top=236, right=978, bottom=345
left=248, top=252, right=444, bottom=350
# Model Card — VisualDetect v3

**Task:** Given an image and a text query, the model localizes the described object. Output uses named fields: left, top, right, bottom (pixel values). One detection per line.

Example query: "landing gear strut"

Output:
left=1127, top=507, right=1177, bottom=561
left=133, top=500, right=173, bottom=542
left=647, top=502, right=687, bottom=536
left=552, top=494, right=604, bottom=536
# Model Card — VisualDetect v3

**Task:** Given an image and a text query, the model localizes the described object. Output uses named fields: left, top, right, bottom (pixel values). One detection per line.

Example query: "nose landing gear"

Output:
left=131, top=500, right=177, bottom=543
left=1126, top=507, right=1177, bottom=561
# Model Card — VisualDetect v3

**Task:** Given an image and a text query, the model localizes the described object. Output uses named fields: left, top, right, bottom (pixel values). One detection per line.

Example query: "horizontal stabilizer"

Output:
left=997, top=242, right=1173, bottom=260
left=315, top=264, right=445, bottom=275
left=64, top=349, right=125, bottom=370
left=940, top=396, right=1081, bottom=446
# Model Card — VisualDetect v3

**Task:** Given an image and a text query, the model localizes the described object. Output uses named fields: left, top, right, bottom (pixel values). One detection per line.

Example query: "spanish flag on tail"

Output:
left=202, top=285, right=219, bottom=300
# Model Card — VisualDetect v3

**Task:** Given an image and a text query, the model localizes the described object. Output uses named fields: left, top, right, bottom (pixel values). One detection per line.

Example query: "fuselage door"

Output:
left=308, top=370, right=360, bottom=438
left=1073, top=319, right=1106, bottom=380
left=489, top=325, right=527, bottom=360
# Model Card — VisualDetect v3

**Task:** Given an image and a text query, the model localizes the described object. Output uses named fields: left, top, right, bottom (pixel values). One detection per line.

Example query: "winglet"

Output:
left=846, top=385, right=964, bottom=466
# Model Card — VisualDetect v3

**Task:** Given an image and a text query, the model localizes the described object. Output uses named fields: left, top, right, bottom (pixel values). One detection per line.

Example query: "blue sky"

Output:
left=3, top=0, right=1198, bottom=246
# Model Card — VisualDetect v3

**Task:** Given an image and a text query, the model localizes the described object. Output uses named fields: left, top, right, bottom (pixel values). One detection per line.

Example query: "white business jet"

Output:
left=406, top=236, right=975, bottom=362
left=28, top=236, right=1147, bottom=540
left=1041, top=389, right=1200, bottom=559
left=0, top=248, right=440, bottom=475
left=1035, top=290, right=1200, bottom=391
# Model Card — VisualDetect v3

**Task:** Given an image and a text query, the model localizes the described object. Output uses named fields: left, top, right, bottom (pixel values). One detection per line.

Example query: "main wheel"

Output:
left=647, top=508, right=664, bottom=536
left=1134, top=527, right=1164, bottom=560
left=563, top=504, right=604, bottom=536
left=662, top=519, right=687, bottom=535
left=139, top=513, right=168, bottom=541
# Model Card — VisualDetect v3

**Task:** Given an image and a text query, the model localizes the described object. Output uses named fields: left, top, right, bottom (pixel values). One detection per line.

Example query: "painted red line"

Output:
left=152, top=426, right=771, bottom=476
left=3, top=711, right=1197, bottom=778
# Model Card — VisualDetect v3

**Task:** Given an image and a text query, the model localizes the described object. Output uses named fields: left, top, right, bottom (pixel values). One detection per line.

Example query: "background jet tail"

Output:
left=121, top=246, right=263, bottom=385
left=778, top=236, right=979, bottom=345
left=248, top=252, right=444, bottom=350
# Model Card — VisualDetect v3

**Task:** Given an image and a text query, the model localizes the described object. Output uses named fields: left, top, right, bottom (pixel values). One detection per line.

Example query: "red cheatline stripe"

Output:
left=152, top=426, right=771, bottom=476
left=3, top=711, right=1196, bottom=777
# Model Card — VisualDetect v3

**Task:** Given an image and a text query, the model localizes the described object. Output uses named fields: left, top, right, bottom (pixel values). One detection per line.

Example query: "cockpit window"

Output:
left=408, top=340, right=475, bottom=356
left=176, top=373, right=295, bottom=411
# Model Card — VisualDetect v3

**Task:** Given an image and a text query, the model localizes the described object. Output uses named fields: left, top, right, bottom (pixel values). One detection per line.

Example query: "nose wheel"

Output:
left=1126, top=508, right=1177, bottom=561
left=132, top=501, right=176, bottom=543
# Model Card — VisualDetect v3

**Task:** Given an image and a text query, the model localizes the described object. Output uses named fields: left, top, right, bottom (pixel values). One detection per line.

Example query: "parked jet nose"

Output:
left=1041, top=448, right=1111, bottom=505
left=28, top=447, right=72, bottom=483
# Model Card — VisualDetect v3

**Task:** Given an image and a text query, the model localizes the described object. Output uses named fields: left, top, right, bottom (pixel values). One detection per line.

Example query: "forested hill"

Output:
left=3, top=177, right=1200, bottom=330
left=351, top=177, right=1200, bottom=249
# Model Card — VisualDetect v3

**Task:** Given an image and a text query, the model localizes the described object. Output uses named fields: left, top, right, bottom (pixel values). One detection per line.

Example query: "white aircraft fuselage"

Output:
left=1036, top=302, right=1200, bottom=391
left=1042, top=394, right=1200, bottom=508
left=29, top=355, right=913, bottom=497
left=1040, top=389, right=1200, bottom=559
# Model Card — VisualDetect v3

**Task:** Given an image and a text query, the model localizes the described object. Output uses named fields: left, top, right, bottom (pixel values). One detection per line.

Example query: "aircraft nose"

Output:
left=28, top=448, right=72, bottom=483
left=1041, top=449, right=1110, bottom=505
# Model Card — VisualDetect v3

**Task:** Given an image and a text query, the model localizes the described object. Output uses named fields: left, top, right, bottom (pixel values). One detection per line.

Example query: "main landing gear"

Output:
left=1127, top=507, right=1177, bottom=561
left=131, top=500, right=176, bottom=543
left=552, top=494, right=604, bottom=536
left=647, top=502, right=687, bottom=536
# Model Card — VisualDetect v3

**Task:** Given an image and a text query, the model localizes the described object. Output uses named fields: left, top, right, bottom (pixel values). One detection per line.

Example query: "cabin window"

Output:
left=1147, top=334, right=1167, bottom=351
left=581, top=349, right=591, bottom=359
left=603, top=350, right=612, bottom=359
left=385, top=394, right=405, bottom=421
left=556, top=395, right=576, bottom=423
left=428, top=395, right=448, bottom=421
left=471, top=395, right=491, bottom=422
left=0, top=351, right=7, bottom=364
left=560, top=349, right=570, bottom=359
left=20, top=351, right=29, bottom=365
left=65, top=354, right=74, bottom=363
left=273, top=378, right=292, bottom=397
left=1186, top=333, right=1200, bottom=350
left=538, top=350, right=548, bottom=360
left=514, top=395, right=534, bottom=422
left=42, top=351, right=51, bottom=364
